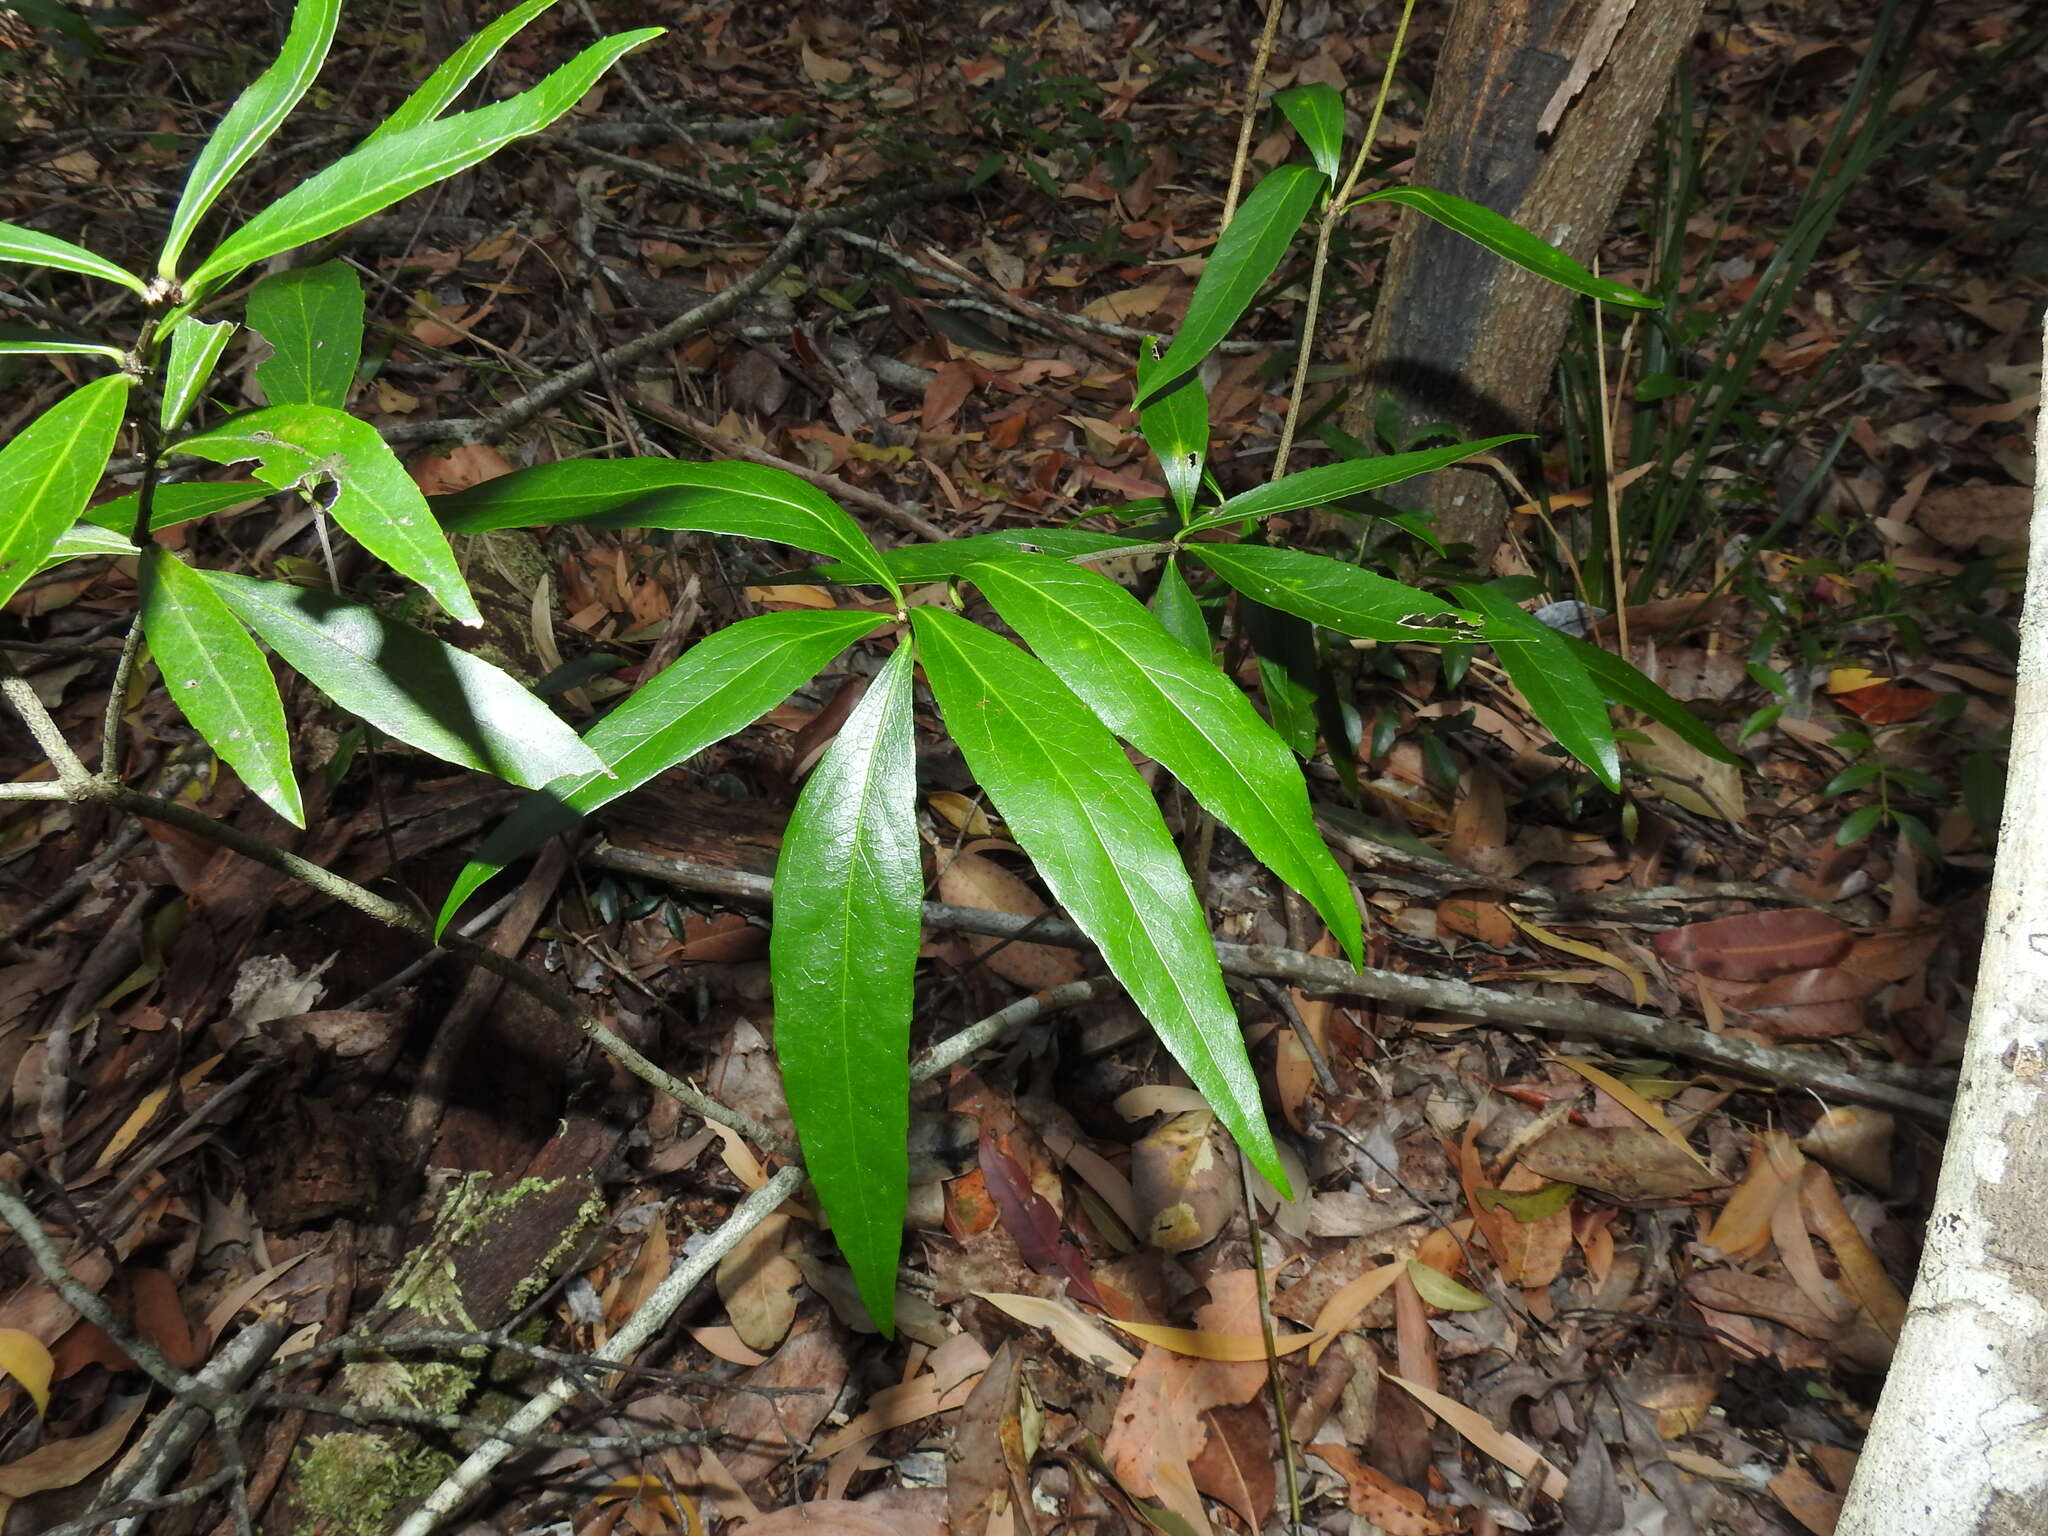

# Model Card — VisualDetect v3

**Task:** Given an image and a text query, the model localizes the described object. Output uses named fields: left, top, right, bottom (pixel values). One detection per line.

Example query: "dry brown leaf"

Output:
left=1797, top=1107, right=1895, bottom=1194
left=1488, top=1164, right=1574, bottom=1289
left=1190, top=1401, right=1275, bottom=1531
left=1654, top=909, right=1854, bottom=980
left=715, top=1212, right=801, bottom=1354
left=935, top=851, right=1085, bottom=990
left=1306, top=1441, right=1449, bottom=1535
left=0, top=1396, right=143, bottom=1498
left=1520, top=1124, right=1727, bottom=1200
left=1130, top=1110, right=1237, bottom=1252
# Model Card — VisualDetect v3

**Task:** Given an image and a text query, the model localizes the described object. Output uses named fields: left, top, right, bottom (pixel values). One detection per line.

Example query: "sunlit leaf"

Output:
left=1406, top=1259, right=1490, bottom=1311
left=247, top=259, right=363, bottom=409
left=0, top=374, right=131, bottom=609
left=1191, top=541, right=1487, bottom=643
left=1275, top=83, right=1344, bottom=184
left=84, top=481, right=269, bottom=535
left=365, top=0, right=562, bottom=142
left=772, top=642, right=920, bottom=1336
left=1179, top=434, right=1530, bottom=536
left=159, top=317, right=237, bottom=432
left=0, top=222, right=146, bottom=295
left=0, top=326, right=125, bottom=361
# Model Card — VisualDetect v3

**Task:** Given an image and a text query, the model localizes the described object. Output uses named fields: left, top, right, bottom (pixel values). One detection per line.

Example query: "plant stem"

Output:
left=1221, top=0, right=1287, bottom=227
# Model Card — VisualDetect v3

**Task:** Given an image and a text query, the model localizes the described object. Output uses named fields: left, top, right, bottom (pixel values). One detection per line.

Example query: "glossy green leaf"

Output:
left=1136, top=164, right=1322, bottom=407
left=247, top=259, right=363, bottom=409
left=1191, top=542, right=1489, bottom=643
left=1451, top=583, right=1619, bottom=790
left=41, top=520, right=136, bottom=568
left=802, top=527, right=1157, bottom=587
left=1354, top=187, right=1658, bottom=310
left=433, top=458, right=895, bottom=596
left=139, top=548, right=304, bottom=826
left=85, top=481, right=269, bottom=535
left=0, top=374, right=131, bottom=609
left=1835, top=803, right=1884, bottom=847
left=1275, top=83, right=1344, bottom=184
left=202, top=570, right=601, bottom=789
left=365, top=0, right=560, bottom=142
left=0, top=326, right=125, bottom=361
left=186, top=28, right=660, bottom=295
left=1557, top=630, right=1742, bottom=768
left=1137, top=337, right=1207, bottom=520
left=972, top=556, right=1362, bottom=967
left=1406, top=1259, right=1490, bottom=1311
left=157, top=0, right=341, bottom=281
left=174, top=405, right=480, bottom=626
left=1179, top=435, right=1530, bottom=536
left=0, top=222, right=146, bottom=295
left=910, top=605, right=1286, bottom=1192
left=159, top=317, right=237, bottom=432
left=772, top=642, right=920, bottom=1335
left=435, top=609, right=883, bottom=934
left=1243, top=599, right=1320, bottom=758
left=1149, top=557, right=1209, bottom=658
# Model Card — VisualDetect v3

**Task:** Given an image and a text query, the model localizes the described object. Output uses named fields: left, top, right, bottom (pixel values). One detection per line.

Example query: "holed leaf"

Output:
left=772, top=642, right=920, bottom=1336
left=247, top=259, right=363, bottom=409
left=910, top=605, right=1286, bottom=1192
left=1451, top=583, right=1620, bottom=789
left=1137, top=337, right=1207, bottom=521
left=1190, top=542, right=1489, bottom=643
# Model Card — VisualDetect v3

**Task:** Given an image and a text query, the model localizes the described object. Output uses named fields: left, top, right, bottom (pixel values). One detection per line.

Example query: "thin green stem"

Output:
left=1221, top=1, right=1287, bottom=227
left=1271, top=0, right=1417, bottom=480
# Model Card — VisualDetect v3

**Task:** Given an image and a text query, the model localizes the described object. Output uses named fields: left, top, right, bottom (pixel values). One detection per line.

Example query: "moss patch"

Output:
left=293, top=1432, right=456, bottom=1536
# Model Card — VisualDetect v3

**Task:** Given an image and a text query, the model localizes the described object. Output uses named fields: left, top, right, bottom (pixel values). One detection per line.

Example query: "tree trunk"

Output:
left=1345, top=0, right=1705, bottom=565
left=1834, top=319, right=2048, bottom=1535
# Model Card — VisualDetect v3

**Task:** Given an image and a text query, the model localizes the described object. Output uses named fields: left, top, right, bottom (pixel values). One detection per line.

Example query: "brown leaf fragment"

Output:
left=1130, top=1110, right=1239, bottom=1253
left=937, top=851, right=1086, bottom=990
left=1797, top=1108, right=1895, bottom=1194
left=1770, top=1455, right=1845, bottom=1536
left=1306, top=1440, right=1449, bottom=1535
left=950, top=1341, right=1033, bottom=1536
left=1686, top=1271, right=1847, bottom=1340
left=1519, top=1125, right=1728, bottom=1200
left=715, top=1212, right=802, bottom=1354
left=1654, top=910, right=1853, bottom=980
left=1190, top=1401, right=1275, bottom=1532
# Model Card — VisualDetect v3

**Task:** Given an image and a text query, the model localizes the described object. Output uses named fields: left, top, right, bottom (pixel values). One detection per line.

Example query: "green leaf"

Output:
left=159, top=317, right=237, bottom=432
left=1275, top=83, right=1344, bottom=184
left=1559, top=630, right=1743, bottom=767
left=432, top=457, right=894, bottom=597
left=0, top=222, right=147, bottom=295
left=910, top=605, right=1286, bottom=1192
left=1179, top=435, right=1531, bottom=536
left=41, top=521, right=136, bottom=568
left=1474, top=1181, right=1576, bottom=1223
left=1963, top=750, right=2006, bottom=836
left=1451, top=584, right=1620, bottom=790
left=0, top=374, right=131, bottom=609
left=158, top=0, right=341, bottom=281
left=1824, top=762, right=1880, bottom=798
left=1190, top=542, right=1485, bottom=642
left=1405, top=1259, right=1490, bottom=1311
left=1137, top=337, right=1207, bottom=521
left=1835, top=803, right=1884, bottom=847
left=173, top=405, right=480, bottom=626
left=435, top=609, right=884, bottom=934
left=801, top=528, right=1157, bottom=587
left=202, top=570, right=601, bottom=788
left=365, top=0, right=561, bottom=143
left=247, top=259, right=363, bottom=409
left=139, top=548, right=304, bottom=826
left=185, top=28, right=661, bottom=295
left=84, top=481, right=268, bottom=534
left=1149, top=557, right=1209, bottom=658
left=1353, top=187, right=1658, bottom=310
left=1136, top=164, right=1323, bottom=407
left=969, top=555, right=1362, bottom=967
left=0, top=326, right=125, bottom=361
left=771, top=641, right=920, bottom=1336
left=1243, top=599, right=1320, bottom=758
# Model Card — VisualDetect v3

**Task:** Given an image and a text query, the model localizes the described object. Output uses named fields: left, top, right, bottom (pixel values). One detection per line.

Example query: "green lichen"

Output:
left=293, top=1432, right=456, bottom=1536
left=509, top=1183, right=606, bottom=1315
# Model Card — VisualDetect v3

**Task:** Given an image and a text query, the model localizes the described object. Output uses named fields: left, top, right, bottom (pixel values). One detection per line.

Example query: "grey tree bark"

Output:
left=1835, top=318, right=2048, bottom=1534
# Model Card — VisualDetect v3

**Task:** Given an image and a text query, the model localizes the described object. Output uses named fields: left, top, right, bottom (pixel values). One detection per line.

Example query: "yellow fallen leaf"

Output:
left=1508, top=912, right=1646, bottom=1004
left=1104, top=1317, right=1316, bottom=1361
left=1384, top=1371, right=1568, bottom=1501
left=1306, top=1263, right=1405, bottom=1365
left=0, top=1330, right=53, bottom=1417
left=1704, top=1131, right=1805, bottom=1255
left=976, top=1292, right=1136, bottom=1376
left=1551, top=1054, right=1709, bottom=1170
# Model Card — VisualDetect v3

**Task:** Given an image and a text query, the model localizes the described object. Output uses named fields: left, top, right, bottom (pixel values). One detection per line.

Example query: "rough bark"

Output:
left=1835, top=320, right=2048, bottom=1535
left=1345, top=0, right=1705, bottom=564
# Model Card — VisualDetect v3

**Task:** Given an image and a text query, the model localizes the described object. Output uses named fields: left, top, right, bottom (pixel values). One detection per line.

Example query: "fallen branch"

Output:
left=591, top=842, right=1954, bottom=1124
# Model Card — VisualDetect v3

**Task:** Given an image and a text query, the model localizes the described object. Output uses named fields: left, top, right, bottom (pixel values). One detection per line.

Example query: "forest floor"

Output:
left=0, top=0, right=2043, bottom=1532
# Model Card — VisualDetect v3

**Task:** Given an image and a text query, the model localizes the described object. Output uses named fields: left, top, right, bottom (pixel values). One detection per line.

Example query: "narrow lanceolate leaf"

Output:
left=1191, top=542, right=1489, bottom=643
left=247, top=260, right=363, bottom=409
left=1150, top=557, right=1210, bottom=658
left=157, top=0, right=341, bottom=281
left=139, top=548, right=304, bottom=826
left=0, top=374, right=131, bottom=609
left=1136, top=163, right=1322, bottom=408
left=1560, top=630, right=1743, bottom=768
left=1179, top=434, right=1532, bottom=536
left=433, top=458, right=896, bottom=597
left=0, top=222, right=147, bottom=295
left=43, top=521, right=137, bottom=568
left=801, top=527, right=1156, bottom=587
left=1137, top=336, right=1207, bottom=521
left=185, top=29, right=661, bottom=295
left=0, top=326, right=125, bottom=361
left=366, top=0, right=561, bottom=142
left=1276, top=83, right=1345, bottom=184
left=159, top=317, right=237, bottom=432
left=911, top=605, right=1286, bottom=1192
left=85, top=481, right=268, bottom=535
left=1452, top=583, right=1620, bottom=790
left=772, top=642, right=920, bottom=1336
left=436, top=609, right=884, bottom=934
left=1354, top=187, right=1658, bottom=310
left=202, top=570, right=602, bottom=789
left=970, top=555, right=1363, bottom=968
left=174, top=405, right=480, bottom=625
